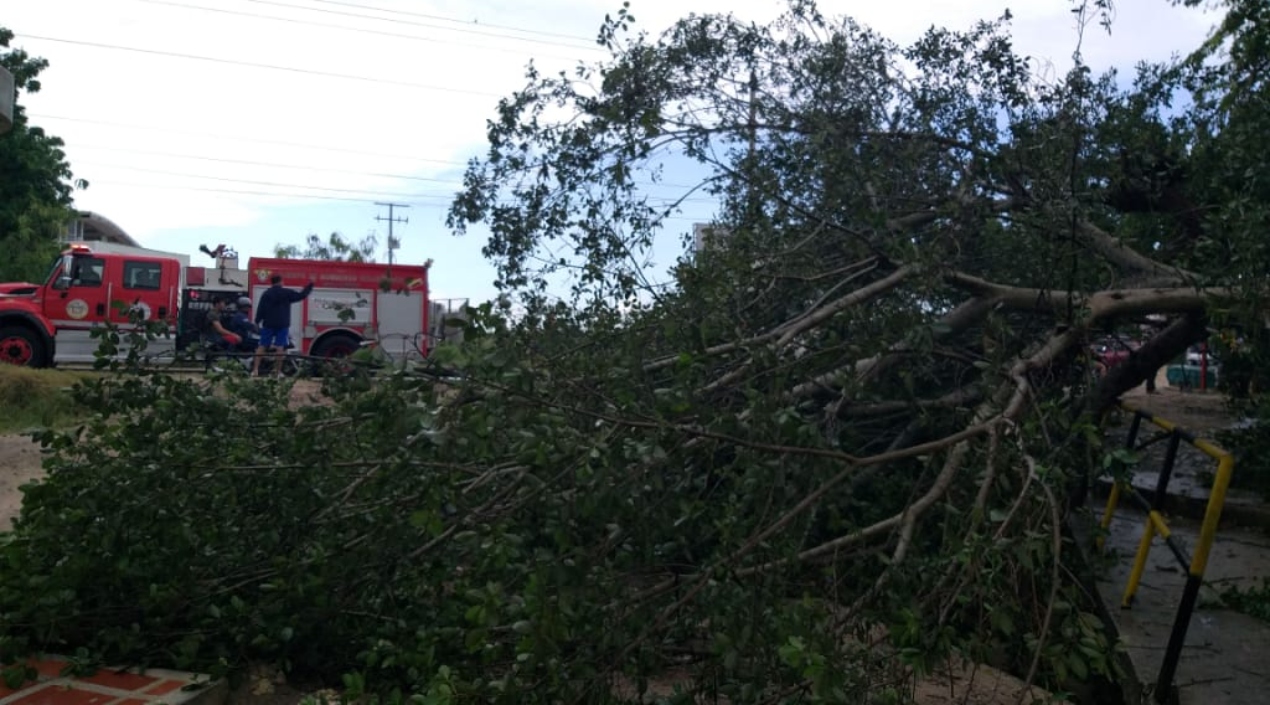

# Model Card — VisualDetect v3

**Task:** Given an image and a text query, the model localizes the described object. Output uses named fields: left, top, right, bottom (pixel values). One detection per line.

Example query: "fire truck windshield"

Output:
left=42, top=253, right=64, bottom=286
left=46, top=252, right=85, bottom=290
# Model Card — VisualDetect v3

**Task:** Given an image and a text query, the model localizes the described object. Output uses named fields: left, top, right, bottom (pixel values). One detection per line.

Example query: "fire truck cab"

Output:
left=0, top=243, right=184, bottom=366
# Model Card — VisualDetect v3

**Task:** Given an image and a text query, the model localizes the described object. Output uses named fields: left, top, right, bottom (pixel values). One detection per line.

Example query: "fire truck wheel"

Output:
left=0, top=326, right=46, bottom=367
left=310, top=334, right=360, bottom=375
left=311, top=334, right=360, bottom=359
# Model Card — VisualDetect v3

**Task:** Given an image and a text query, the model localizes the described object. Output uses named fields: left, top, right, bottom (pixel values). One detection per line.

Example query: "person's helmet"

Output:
left=237, top=296, right=252, bottom=309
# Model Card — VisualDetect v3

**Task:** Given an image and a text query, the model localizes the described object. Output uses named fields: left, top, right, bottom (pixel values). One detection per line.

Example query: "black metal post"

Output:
left=1156, top=574, right=1202, bottom=703
left=1126, top=412, right=1144, bottom=449
left=1153, top=432, right=1182, bottom=508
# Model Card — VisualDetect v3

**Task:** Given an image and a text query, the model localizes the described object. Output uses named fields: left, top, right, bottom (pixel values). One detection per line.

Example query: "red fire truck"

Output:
left=0, top=242, right=435, bottom=368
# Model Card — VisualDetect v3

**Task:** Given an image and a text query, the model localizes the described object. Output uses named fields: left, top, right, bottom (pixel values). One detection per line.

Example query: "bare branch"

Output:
left=1088, top=313, right=1209, bottom=413
left=1017, top=456, right=1064, bottom=700
left=1077, top=220, right=1197, bottom=282
left=944, top=272, right=1073, bottom=313
left=837, top=386, right=983, bottom=418
left=788, top=297, right=999, bottom=399
left=648, top=264, right=913, bottom=377
left=773, top=264, right=915, bottom=347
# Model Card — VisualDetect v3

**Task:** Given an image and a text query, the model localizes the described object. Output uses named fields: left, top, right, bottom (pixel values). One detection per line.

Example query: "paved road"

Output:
left=1081, top=506, right=1270, bottom=704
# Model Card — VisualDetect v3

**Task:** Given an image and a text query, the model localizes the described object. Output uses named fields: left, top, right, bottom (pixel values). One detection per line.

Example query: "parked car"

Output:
left=1185, top=345, right=1220, bottom=367
left=1091, top=337, right=1138, bottom=368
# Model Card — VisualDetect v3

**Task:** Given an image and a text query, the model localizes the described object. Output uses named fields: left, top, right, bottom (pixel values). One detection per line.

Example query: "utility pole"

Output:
left=374, top=202, right=410, bottom=265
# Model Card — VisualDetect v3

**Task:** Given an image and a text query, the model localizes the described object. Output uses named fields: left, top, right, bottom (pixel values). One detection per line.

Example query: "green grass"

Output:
left=0, top=365, right=93, bottom=433
left=1221, top=578, right=1270, bottom=623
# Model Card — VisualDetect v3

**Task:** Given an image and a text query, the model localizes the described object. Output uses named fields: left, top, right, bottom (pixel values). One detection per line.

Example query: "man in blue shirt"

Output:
left=228, top=296, right=260, bottom=351
left=252, top=275, right=314, bottom=376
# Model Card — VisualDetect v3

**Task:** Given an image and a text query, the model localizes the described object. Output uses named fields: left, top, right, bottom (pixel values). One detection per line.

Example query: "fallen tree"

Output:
left=1, top=1, right=1265, bottom=703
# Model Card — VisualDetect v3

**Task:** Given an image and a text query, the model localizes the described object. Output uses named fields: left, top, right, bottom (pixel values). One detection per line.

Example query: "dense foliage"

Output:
left=3, top=1, right=1269, bottom=703
left=0, top=27, right=85, bottom=283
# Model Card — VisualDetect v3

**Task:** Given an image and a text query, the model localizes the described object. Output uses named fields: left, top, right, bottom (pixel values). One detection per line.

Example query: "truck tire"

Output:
left=0, top=325, right=47, bottom=368
left=309, top=333, right=361, bottom=376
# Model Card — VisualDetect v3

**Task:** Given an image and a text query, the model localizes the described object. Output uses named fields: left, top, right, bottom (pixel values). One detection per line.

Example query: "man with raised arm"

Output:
left=253, top=275, right=314, bottom=377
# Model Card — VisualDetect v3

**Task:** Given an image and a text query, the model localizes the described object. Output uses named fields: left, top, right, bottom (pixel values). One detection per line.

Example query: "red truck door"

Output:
left=107, top=256, right=181, bottom=360
left=49, top=252, right=113, bottom=364
left=109, top=257, right=178, bottom=326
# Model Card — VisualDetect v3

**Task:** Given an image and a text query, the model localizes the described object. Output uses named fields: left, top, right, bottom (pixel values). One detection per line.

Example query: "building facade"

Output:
left=692, top=223, right=731, bottom=253
left=62, top=211, right=143, bottom=247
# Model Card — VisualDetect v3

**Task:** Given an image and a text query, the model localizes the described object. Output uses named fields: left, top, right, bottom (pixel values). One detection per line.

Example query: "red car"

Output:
left=1091, top=338, right=1138, bottom=368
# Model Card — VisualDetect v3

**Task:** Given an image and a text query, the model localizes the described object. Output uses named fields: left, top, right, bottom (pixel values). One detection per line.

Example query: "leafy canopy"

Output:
left=274, top=231, right=379, bottom=262
left=0, top=28, right=85, bottom=283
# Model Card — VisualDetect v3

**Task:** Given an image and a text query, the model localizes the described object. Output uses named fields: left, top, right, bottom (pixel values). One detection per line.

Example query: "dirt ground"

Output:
left=0, top=433, right=44, bottom=531
left=1120, top=368, right=1236, bottom=433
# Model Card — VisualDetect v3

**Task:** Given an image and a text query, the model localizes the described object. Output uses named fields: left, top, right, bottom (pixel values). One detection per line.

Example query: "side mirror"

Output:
left=53, top=254, right=75, bottom=290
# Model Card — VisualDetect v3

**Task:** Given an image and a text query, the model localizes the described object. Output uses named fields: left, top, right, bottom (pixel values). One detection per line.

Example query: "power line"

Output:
left=38, top=115, right=711, bottom=194
left=70, top=144, right=465, bottom=184
left=95, top=180, right=450, bottom=205
left=73, top=161, right=454, bottom=199
left=300, top=0, right=596, bottom=44
left=65, top=142, right=704, bottom=192
left=245, top=0, right=600, bottom=51
left=135, top=0, right=593, bottom=63
left=75, top=160, right=719, bottom=206
left=16, top=33, right=504, bottom=97
left=31, top=114, right=466, bottom=165
left=85, top=180, right=712, bottom=225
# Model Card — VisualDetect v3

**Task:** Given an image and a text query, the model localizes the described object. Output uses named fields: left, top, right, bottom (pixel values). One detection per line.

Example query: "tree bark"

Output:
left=1088, top=313, right=1209, bottom=414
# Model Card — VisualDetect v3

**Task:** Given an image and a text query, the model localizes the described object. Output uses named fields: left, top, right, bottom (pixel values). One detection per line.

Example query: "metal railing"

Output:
left=1097, top=401, right=1236, bottom=704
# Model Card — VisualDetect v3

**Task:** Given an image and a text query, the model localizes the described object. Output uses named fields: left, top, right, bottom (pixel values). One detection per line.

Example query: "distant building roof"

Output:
left=63, top=211, right=141, bottom=247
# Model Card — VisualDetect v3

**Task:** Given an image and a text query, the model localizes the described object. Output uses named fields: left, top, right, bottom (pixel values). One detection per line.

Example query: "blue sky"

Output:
left=6, top=0, right=1217, bottom=305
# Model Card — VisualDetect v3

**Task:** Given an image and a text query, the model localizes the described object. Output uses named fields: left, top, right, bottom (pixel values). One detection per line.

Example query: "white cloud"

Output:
left=5, top=0, right=1219, bottom=302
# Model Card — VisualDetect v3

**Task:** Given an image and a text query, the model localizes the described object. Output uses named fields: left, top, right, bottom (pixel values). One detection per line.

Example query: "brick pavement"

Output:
left=0, top=657, right=225, bottom=705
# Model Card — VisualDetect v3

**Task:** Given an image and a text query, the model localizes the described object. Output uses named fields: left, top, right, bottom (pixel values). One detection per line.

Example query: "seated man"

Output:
left=227, top=296, right=260, bottom=351
left=201, top=297, right=242, bottom=352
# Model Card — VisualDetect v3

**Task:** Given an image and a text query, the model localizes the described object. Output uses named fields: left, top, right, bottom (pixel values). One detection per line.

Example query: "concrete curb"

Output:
left=1091, top=478, right=1270, bottom=531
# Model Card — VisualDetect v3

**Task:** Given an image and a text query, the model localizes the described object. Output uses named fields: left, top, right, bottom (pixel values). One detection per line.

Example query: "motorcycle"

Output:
left=203, top=333, right=301, bottom=377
